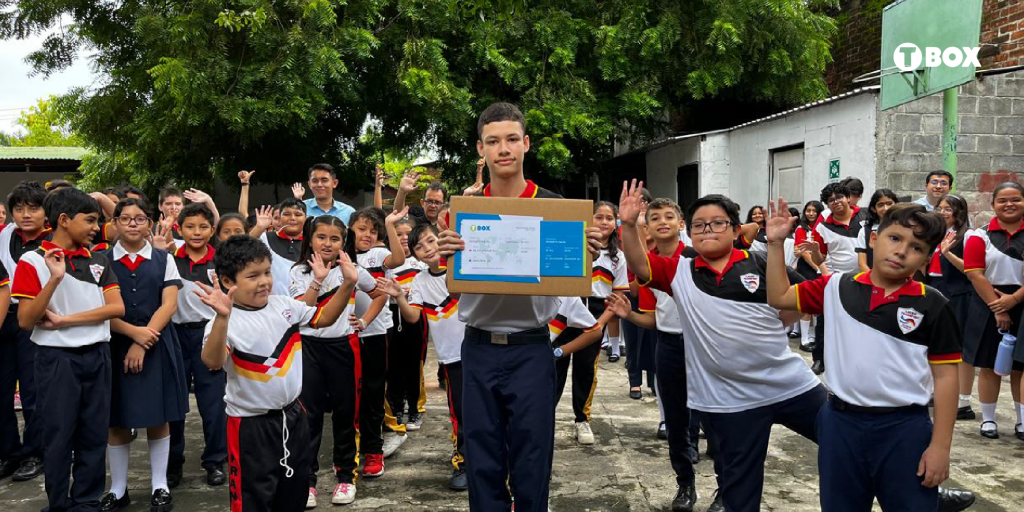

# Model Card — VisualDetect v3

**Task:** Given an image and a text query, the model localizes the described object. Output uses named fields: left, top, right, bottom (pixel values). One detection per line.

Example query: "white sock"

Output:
left=148, top=435, right=171, bottom=492
left=1016, top=402, right=1024, bottom=427
left=800, top=320, right=811, bottom=344
left=980, top=402, right=998, bottom=428
left=609, top=336, right=621, bottom=356
left=958, top=394, right=972, bottom=409
left=108, top=443, right=131, bottom=499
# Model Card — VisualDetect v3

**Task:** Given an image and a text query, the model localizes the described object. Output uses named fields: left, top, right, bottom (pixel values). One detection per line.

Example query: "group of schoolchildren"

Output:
left=0, top=100, right=1011, bottom=512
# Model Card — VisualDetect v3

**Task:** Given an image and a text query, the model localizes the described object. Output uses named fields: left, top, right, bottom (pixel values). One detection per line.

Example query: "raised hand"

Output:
left=309, top=252, right=332, bottom=282
left=194, top=278, right=236, bottom=317
left=254, top=205, right=274, bottom=232
left=386, top=206, right=409, bottom=225
left=604, top=293, right=632, bottom=319
left=464, top=158, right=486, bottom=196
left=618, top=179, right=645, bottom=227
left=399, top=169, right=419, bottom=194
left=375, top=165, right=385, bottom=187
left=291, top=182, right=305, bottom=200
left=150, top=221, right=171, bottom=252
left=238, top=170, right=255, bottom=185
left=940, top=231, right=956, bottom=255
left=374, top=276, right=403, bottom=298
left=338, top=252, right=357, bottom=283
left=183, top=188, right=213, bottom=205
left=586, top=227, right=605, bottom=259
left=42, top=248, right=66, bottom=282
left=765, top=197, right=797, bottom=243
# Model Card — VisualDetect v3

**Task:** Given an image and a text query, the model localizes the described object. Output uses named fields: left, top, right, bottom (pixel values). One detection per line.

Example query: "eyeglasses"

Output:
left=935, top=207, right=954, bottom=214
left=690, top=220, right=733, bottom=234
left=826, top=196, right=847, bottom=205
left=117, top=215, right=149, bottom=225
left=929, top=180, right=950, bottom=187
left=423, top=199, right=443, bottom=207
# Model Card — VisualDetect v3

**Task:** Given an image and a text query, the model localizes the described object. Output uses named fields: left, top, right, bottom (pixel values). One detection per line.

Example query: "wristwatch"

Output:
left=553, top=347, right=563, bottom=358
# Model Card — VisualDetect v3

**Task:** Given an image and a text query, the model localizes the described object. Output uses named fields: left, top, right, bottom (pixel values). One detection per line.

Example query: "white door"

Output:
left=771, top=147, right=804, bottom=206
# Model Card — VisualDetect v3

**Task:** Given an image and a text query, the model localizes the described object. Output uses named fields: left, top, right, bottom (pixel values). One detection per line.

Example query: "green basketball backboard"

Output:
left=880, top=0, right=983, bottom=110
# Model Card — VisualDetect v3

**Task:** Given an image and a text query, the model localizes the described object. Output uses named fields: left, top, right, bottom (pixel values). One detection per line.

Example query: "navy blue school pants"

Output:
left=170, top=323, right=227, bottom=471
left=704, top=385, right=826, bottom=512
left=655, top=331, right=697, bottom=488
left=817, top=399, right=938, bottom=512
left=462, top=327, right=555, bottom=512
left=35, top=343, right=111, bottom=512
left=0, top=312, right=43, bottom=461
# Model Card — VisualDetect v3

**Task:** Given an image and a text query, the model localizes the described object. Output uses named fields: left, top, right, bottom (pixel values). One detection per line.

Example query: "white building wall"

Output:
left=700, top=133, right=731, bottom=196
left=726, top=92, right=878, bottom=210
left=643, top=138, right=700, bottom=201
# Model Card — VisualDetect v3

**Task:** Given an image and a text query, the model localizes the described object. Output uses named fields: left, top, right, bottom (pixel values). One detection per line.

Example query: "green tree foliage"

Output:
left=1, top=0, right=838, bottom=190
left=5, top=97, right=83, bottom=147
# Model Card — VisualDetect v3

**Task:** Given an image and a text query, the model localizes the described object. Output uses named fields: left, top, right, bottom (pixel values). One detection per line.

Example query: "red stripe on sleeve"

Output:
left=10, top=259, right=42, bottom=299
left=962, top=235, right=986, bottom=272
left=795, top=275, right=830, bottom=316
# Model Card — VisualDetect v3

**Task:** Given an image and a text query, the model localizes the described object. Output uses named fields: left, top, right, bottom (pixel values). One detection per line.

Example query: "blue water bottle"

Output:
left=994, top=330, right=1017, bottom=376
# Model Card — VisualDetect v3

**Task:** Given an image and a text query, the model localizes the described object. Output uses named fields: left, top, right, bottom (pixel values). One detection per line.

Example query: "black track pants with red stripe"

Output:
left=442, top=361, right=465, bottom=470
left=228, top=400, right=310, bottom=512
left=300, top=334, right=361, bottom=486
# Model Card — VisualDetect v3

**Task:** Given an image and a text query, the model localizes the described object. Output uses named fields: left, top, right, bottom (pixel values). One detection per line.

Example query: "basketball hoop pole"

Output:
left=943, top=88, right=958, bottom=192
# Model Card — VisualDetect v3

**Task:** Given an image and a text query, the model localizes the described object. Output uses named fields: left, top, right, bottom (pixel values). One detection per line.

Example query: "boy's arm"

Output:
left=184, top=189, right=220, bottom=226
left=374, top=165, right=384, bottom=210
left=920, top=363, right=957, bottom=487
left=558, top=309, right=617, bottom=356
left=248, top=206, right=273, bottom=238
left=90, top=192, right=117, bottom=219
left=396, top=291, right=422, bottom=324
left=309, top=254, right=358, bottom=328
left=765, top=199, right=801, bottom=311
left=47, top=289, right=125, bottom=328
left=616, top=181, right=653, bottom=284
left=605, top=292, right=657, bottom=330
left=392, top=170, right=418, bottom=213
left=382, top=207, right=408, bottom=269
left=238, top=170, right=254, bottom=216
left=375, top=276, right=421, bottom=324
left=0, top=285, right=9, bottom=327
left=202, top=314, right=230, bottom=370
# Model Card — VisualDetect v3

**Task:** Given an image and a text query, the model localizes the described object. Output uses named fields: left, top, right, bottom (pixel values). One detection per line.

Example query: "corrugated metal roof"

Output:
left=0, top=146, right=88, bottom=160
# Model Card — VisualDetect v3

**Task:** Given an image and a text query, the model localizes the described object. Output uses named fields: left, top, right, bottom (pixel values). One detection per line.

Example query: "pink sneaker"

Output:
left=305, top=487, right=317, bottom=509
left=332, top=482, right=356, bottom=505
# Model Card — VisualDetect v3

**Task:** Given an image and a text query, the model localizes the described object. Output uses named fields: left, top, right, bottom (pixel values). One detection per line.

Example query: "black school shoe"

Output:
left=956, top=406, right=976, bottom=420
left=811, top=360, right=825, bottom=375
left=151, top=488, right=174, bottom=512
left=207, top=465, right=227, bottom=486
left=167, top=465, right=183, bottom=489
left=100, top=490, right=131, bottom=511
left=937, top=486, right=975, bottom=512
left=657, top=422, right=668, bottom=440
left=628, top=388, right=642, bottom=400
left=0, top=459, right=19, bottom=480
left=449, top=467, right=468, bottom=491
left=707, top=489, right=725, bottom=512
left=608, top=354, right=620, bottom=362
left=12, top=456, right=43, bottom=481
left=671, top=484, right=697, bottom=512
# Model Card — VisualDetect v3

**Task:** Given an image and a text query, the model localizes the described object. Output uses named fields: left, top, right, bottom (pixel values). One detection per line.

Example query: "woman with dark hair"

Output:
left=929, top=194, right=978, bottom=422
left=744, top=205, right=767, bottom=252
left=793, top=201, right=824, bottom=351
left=856, top=189, right=899, bottom=272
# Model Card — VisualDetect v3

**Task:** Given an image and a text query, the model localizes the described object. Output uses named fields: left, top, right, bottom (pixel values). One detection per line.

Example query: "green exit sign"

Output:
left=828, top=159, right=840, bottom=181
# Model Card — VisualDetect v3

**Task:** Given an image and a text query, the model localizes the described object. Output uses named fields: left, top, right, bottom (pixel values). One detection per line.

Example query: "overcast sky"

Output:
left=0, top=31, right=100, bottom=134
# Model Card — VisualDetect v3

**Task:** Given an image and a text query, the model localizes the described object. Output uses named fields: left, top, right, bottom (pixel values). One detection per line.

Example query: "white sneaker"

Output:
left=382, top=432, right=407, bottom=458
left=306, top=487, right=318, bottom=509
left=332, top=482, right=356, bottom=505
left=406, top=413, right=423, bottom=431
left=575, top=421, right=595, bottom=445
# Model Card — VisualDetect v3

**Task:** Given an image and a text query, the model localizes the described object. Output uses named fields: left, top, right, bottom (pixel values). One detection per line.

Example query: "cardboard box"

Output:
left=446, top=195, right=592, bottom=296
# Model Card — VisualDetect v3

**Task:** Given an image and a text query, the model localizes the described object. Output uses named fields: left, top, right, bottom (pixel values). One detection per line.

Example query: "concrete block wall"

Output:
left=699, top=134, right=731, bottom=197
left=876, top=70, right=1024, bottom=225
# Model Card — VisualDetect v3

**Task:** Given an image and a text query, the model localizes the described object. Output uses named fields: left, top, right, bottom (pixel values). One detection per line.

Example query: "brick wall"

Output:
left=876, top=70, right=1024, bottom=224
left=827, top=0, right=1024, bottom=94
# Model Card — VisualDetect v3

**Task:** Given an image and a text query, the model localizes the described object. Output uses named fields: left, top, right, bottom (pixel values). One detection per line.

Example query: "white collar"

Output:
left=113, top=240, right=153, bottom=261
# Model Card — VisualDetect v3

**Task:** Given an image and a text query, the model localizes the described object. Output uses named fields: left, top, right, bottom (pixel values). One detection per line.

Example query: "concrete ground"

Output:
left=2, top=340, right=1024, bottom=511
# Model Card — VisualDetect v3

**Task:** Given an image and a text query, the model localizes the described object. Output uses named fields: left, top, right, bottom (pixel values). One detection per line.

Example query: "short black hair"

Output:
left=925, top=170, right=954, bottom=186
left=308, top=163, right=336, bottom=179
left=45, top=179, right=74, bottom=193
left=820, top=182, right=851, bottom=204
left=408, top=222, right=439, bottom=259
left=214, top=235, right=272, bottom=284
left=840, top=177, right=864, bottom=197
left=425, top=181, right=448, bottom=199
left=178, top=202, right=215, bottom=226
left=121, top=185, right=145, bottom=199
left=7, top=181, right=47, bottom=210
left=159, top=186, right=183, bottom=204
left=43, top=187, right=101, bottom=228
left=876, top=203, right=945, bottom=253
left=684, top=194, right=742, bottom=231
left=477, top=102, right=526, bottom=139
left=646, top=198, right=682, bottom=221
left=640, top=188, right=653, bottom=204
left=112, top=197, right=152, bottom=220
left=277, top=198, right=307, bottom=214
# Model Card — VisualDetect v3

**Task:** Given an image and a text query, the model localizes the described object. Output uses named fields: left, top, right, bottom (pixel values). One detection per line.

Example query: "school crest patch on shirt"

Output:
left=897, top=307, right=924, bottom=334
left=89, top=264, right=104, bottom=283
left=740, top=273, right=760, bottom=293
left=282, top=309, right=293, bottom=321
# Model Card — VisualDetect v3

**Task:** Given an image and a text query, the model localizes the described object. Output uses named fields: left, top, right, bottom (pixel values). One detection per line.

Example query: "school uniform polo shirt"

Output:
left=813, top=209, right=866, bottom=273
left=11, top=241, right=120, bottom=348
left=796, top=271, right=962, bottom=407
left=592, top=248, right=628, bottom=299
left=548, top=296, right=600, bottom=342
left=638, top=242, right=690, bottom=334
left=963, top=218, right=1024, bottom=286
left=289, top=264, right=376, bottom=339
left=203, top=295, right=323, bottom=417
left=644, top=248, right=820, bottom=413
left=171, top=244, right=217, bottom=324
left=457, top=180, right=563, bottom=334
left=355, top=246, right=395, bottom=336
left=0, top=263, right=9, bottom=292
left=0, top=224, right=53, bottom=305
left=409, top=269, right=465, bottom=364
left=259, top=230, right=303, bottom=296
